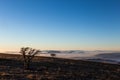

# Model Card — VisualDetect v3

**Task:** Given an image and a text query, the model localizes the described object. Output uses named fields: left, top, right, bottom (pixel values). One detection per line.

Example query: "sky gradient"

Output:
left=0, top=0, right=120, bottom=52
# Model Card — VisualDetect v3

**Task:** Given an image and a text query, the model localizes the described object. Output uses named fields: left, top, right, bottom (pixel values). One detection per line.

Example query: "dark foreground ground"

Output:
left=0, top=53, right=120, bottom=80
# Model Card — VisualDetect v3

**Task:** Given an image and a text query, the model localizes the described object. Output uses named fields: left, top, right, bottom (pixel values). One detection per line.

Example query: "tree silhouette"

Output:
left=50, top=53, right=56, bottom=58
left=50, top=53, right=56, bottom=61
left=20, top=47, right=40, bottom=69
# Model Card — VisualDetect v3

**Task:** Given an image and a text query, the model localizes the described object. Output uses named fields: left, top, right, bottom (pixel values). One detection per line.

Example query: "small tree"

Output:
left=50, top=53, right=56, bottom=58
left=50, top=53, right=56, bottom=61
left=20, top=47, right=40, bottom=69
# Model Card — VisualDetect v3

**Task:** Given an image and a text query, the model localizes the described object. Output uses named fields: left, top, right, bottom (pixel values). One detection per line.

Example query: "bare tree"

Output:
left=20, top=47, right=40, bottom=69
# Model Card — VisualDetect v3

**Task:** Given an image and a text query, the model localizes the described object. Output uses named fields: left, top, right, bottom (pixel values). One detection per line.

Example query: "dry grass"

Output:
left=0, top=53, right=119, bottom=80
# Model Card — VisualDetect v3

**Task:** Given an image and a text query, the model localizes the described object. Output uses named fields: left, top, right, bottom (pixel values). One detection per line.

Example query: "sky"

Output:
left=0, top=0, right=120, bottom=52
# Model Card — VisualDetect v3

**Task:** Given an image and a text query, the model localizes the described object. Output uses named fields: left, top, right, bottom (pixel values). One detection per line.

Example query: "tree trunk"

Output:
left=23, top=60, right=30, bottom=70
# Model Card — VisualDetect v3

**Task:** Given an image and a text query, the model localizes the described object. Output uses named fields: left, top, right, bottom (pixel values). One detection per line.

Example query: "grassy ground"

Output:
left=0, top=53, right=119, bottom=80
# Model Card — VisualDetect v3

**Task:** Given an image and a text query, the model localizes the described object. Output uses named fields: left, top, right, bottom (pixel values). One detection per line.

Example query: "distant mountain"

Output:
left=86, top=58, right=120, bottom=64
left=84, top=52, right=120, bottom=64
left=47, top=50, right=61, bottom=53
left=95, top=53, right=120, bottom=59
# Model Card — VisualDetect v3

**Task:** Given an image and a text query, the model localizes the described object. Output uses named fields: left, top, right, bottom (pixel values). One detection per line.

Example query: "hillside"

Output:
left=0, top=53, right=119, bottom=80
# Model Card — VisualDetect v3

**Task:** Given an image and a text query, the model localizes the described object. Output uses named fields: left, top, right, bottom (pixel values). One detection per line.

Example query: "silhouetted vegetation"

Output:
left=50, top=53, right=56, bottom=61
left=0, top=53, right=119, bottom=80
left=20, top=47, right=40, bottom=69
left=50, top=53, right=56, bottom=58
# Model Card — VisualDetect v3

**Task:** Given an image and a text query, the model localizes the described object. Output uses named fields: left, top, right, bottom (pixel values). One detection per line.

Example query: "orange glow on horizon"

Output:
left=0, top=46, right=120, bottom=52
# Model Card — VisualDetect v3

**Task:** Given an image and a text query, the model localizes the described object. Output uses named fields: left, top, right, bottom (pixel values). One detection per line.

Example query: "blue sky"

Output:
left=0, top=0, right=120, bottom=51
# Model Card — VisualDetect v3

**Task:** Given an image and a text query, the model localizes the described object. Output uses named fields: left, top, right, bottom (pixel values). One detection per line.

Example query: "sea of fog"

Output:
left=6, top=50, right=120, bottom=64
